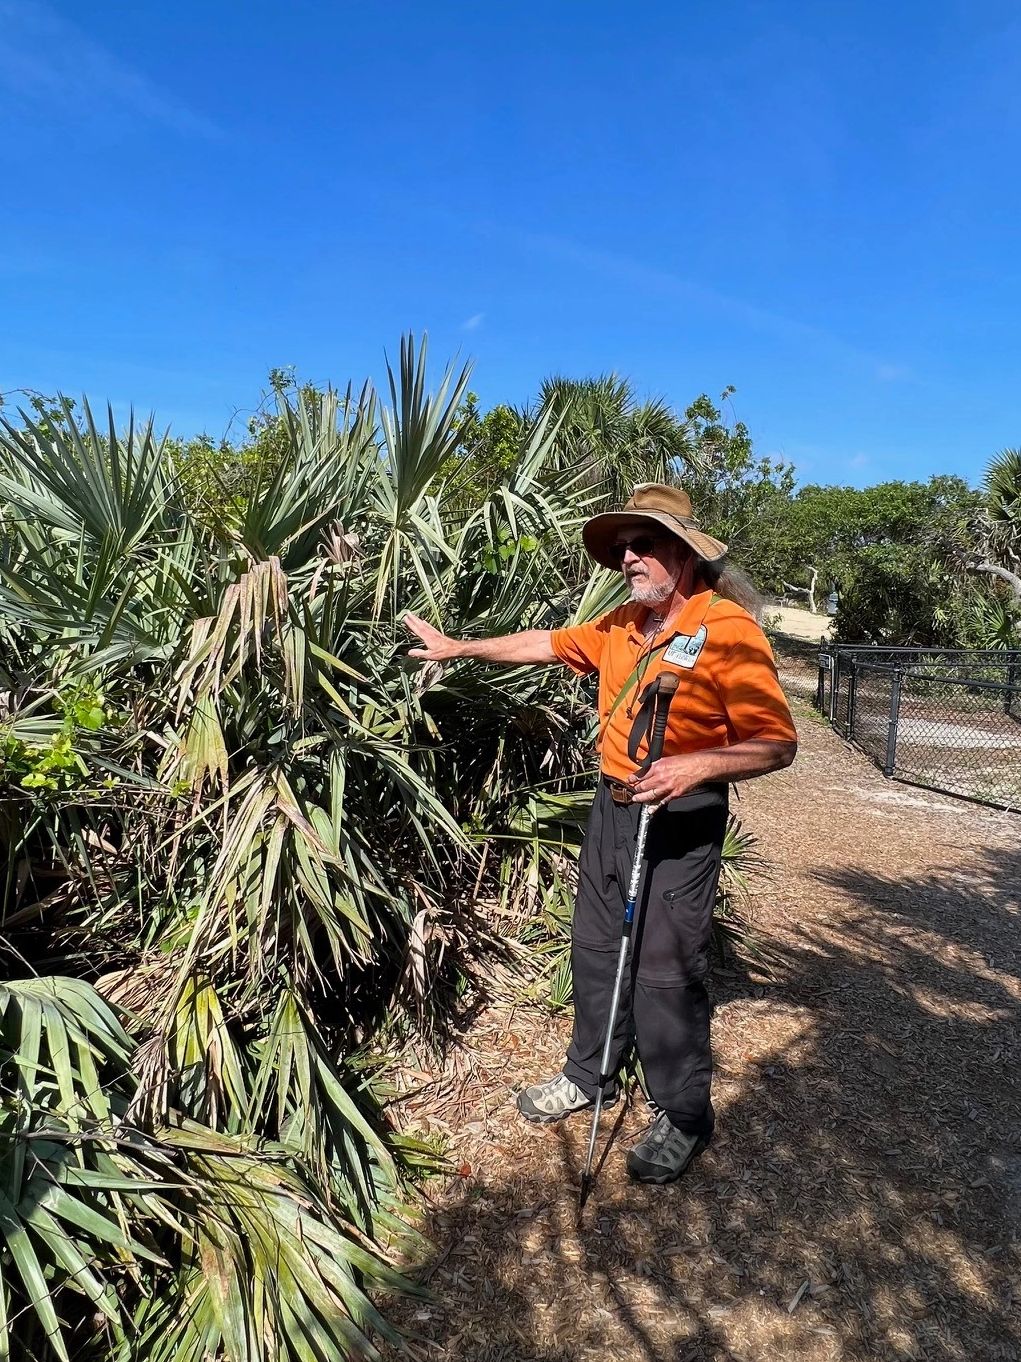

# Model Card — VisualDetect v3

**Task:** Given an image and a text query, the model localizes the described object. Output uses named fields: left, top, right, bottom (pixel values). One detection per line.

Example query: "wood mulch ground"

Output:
left=384, top=662, right=1021, bottom=1362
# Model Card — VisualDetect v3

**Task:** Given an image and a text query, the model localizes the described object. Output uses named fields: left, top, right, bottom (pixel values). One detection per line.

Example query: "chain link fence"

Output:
left=816, top=646, right=1021, bottom=810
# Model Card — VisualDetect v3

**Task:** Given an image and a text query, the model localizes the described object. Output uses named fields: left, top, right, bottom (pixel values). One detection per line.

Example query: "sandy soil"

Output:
left=767, top=605, right=834, bottom=643
left=384, top=694, right=1021, bottom=1362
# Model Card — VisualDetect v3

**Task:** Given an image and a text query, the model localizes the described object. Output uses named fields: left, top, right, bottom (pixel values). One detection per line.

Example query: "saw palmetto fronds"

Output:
left=0, top=337, right=609, bottom=1359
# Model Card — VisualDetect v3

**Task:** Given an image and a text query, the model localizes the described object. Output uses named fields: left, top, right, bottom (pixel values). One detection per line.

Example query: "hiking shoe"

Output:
left=516, top=1072, right=618, bottom=1125
left=627, top=1111, right=708, bottom=1183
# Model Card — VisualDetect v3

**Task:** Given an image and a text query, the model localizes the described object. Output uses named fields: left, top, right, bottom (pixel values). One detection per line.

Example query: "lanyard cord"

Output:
left=602, top=637, right=672, bottom=739
left=625, top=634, right=663, bottom=720
left=607, top=592, right=723, bottom=731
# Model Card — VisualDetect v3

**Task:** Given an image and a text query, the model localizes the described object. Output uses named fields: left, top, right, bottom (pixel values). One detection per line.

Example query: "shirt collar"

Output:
left=672, top=588, right=715, bottom=637
left=625, top=588, right=715, bottom=644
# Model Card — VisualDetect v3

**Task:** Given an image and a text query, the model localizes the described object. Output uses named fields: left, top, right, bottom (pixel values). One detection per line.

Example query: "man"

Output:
left=404, top=483, right=797, bottom=1184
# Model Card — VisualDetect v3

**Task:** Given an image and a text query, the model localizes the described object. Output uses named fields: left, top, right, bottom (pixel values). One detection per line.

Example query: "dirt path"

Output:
left=388, top=705, right=1021, bottom=1361
left=767, top=605, right=833, bottom=643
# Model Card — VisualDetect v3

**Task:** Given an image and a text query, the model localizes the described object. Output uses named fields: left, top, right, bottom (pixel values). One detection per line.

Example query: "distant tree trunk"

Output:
left=781, top=567, right=819, bottom=613
left=973, top=561, right=1021, bottom=600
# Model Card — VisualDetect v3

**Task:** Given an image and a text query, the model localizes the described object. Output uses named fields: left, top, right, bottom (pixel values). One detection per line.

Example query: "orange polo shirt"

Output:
left=549, top=589, right=797, bottom=782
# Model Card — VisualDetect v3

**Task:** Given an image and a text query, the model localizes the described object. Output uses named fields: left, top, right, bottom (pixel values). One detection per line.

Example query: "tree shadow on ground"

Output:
left=389, top=844, right=1021, bottom=1362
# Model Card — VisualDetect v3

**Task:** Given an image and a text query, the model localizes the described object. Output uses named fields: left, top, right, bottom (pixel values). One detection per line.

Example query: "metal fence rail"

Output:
left=817, top=645, right=1021, bottom=810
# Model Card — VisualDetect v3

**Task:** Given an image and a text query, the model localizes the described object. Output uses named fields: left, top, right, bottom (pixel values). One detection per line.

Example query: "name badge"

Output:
left=664, top=625, right=707, bottom=669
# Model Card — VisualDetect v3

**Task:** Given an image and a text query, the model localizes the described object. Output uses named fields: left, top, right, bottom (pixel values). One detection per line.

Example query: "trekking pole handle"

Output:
left=647, top=672, right=679, bottom=767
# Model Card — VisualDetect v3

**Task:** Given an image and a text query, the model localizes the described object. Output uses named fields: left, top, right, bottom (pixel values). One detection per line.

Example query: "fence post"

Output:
left=816, top=637, right=831, bottom=713
left=847, top=663, right=858, bottom=742
left=1005, top=658, right=1019, bottom=717
left=829, top=649, right=840, bottom=724
left=884, top=668, right=903, bottom=777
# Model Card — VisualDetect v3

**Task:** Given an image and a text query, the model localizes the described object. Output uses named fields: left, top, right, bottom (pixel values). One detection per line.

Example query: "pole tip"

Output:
left=578, top=1174, right=592, bottom=1217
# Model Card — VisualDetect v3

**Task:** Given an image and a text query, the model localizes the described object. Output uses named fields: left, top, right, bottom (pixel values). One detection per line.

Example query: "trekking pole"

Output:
left=578, top=671, right=680, bottom=1214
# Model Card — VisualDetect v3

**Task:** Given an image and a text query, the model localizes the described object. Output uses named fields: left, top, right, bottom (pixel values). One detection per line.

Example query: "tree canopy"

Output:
left=129, top=373, right=1021, bottom=649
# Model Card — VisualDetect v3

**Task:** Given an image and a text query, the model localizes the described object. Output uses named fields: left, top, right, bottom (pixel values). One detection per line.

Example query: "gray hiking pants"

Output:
left=563, top=777, right=727, bottom=1138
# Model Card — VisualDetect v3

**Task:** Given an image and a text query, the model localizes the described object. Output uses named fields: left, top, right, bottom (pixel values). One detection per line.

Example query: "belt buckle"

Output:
left=609, top=781, right=632, bottom=805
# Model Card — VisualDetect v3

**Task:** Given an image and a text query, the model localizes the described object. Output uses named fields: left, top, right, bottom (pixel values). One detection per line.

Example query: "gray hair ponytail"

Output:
left=696, top=555, right=765, bottom=621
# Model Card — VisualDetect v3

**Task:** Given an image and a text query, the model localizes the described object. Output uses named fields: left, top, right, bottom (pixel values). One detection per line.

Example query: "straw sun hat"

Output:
left=582, top=483, right=728, bottom=571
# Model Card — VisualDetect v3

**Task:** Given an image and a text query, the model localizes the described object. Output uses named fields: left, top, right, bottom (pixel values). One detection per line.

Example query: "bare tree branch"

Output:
left=781, top=567, right=819, bottom=613
left=973, top=560, right=1021, bottom=599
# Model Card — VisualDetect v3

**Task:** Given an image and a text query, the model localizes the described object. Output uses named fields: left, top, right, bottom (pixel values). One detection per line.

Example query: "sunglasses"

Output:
left=607, top=533, right=662, bottom=565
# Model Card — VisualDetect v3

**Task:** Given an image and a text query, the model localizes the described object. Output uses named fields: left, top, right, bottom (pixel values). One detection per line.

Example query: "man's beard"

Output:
left=627, top=567, right=681, bottom=605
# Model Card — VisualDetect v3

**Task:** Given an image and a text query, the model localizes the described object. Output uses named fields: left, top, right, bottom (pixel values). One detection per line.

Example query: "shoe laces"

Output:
left=638, top=1099, right=665, bottom=1136
left=646, top=1112, right=675, bottom=1147
left=549, top=1073, right=581, bottom=1101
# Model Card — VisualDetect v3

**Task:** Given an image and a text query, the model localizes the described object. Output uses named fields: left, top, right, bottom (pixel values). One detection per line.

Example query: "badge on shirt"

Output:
left=663, top=625, right=707, bottom=669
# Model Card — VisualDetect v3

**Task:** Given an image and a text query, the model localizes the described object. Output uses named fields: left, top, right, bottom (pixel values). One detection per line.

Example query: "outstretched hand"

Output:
left=403, top=612, right=461, bottom=662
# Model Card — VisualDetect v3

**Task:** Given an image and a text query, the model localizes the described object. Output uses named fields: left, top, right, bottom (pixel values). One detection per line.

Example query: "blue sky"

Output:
left=1, top=0, right=1019, bottom=489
